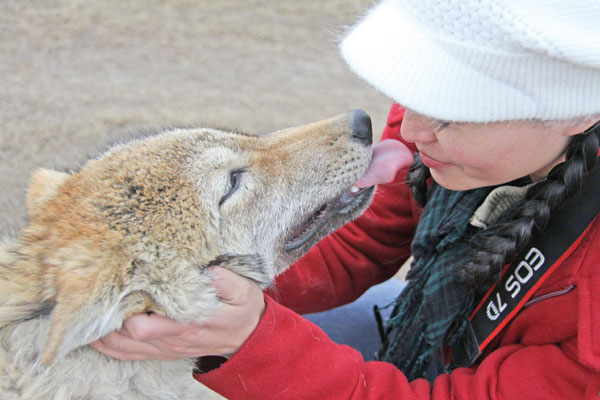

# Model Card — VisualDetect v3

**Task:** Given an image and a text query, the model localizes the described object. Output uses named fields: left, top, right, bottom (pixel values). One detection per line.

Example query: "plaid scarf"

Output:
left=378, top=183, right=493, bottom=380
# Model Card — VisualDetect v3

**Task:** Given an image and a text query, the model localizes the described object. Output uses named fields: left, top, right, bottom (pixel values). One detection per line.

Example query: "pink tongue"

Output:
left=355, top=139, right=414, bottom=188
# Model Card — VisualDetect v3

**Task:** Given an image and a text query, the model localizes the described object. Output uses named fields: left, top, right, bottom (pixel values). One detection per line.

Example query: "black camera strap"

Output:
left=451, top=160, right=600, bottom=368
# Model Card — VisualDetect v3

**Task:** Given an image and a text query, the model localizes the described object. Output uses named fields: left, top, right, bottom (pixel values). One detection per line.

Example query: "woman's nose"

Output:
left=400, top=110, right=438, bottom=144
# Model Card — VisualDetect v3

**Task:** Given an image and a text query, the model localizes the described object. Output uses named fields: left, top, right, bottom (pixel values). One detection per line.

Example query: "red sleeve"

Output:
left=195, top=295, right=430, bottom=399
left=195, top=295, right=592, bottom=400
left=267, top=104, right=421, bottom=314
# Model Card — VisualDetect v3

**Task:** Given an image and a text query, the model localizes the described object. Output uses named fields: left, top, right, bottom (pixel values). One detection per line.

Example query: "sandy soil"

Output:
left=0, top=0, right=391, bottom=232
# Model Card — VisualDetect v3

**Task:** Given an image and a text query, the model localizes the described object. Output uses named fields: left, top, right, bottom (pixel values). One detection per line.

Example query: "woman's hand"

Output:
left=89, top=267, right=265, bottom=361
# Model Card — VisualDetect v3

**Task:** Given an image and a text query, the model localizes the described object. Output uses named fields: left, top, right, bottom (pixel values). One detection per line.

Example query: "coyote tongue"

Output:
left=355, top=139, right=414, bottom=188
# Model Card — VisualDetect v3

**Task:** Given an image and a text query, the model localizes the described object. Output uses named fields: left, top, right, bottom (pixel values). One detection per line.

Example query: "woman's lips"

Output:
left=419, top=151, right=451, bottom=169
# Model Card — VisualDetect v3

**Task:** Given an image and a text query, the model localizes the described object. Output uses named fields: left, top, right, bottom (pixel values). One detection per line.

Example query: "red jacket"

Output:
left=195, top=104, right=600, bottom=399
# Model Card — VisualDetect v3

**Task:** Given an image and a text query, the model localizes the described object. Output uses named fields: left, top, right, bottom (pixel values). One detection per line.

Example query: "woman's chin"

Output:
left=430, top=170, right=488, bottom=191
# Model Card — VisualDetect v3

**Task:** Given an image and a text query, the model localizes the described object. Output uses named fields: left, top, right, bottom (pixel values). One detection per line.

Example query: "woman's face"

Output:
left=400, top=109, right=589, bottom=191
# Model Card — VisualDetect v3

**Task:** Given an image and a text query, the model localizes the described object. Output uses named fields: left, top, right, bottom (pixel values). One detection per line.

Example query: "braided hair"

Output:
left=407, top=120, right=600, bottom=293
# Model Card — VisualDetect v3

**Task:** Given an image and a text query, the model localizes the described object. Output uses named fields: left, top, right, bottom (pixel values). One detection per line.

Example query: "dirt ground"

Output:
left=1, top=1, right=394, bottom=397
left=0, top=0, right=392, bottom=233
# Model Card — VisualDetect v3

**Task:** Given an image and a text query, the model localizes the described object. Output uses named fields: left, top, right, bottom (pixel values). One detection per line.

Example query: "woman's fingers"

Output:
left=90, top=331, right=167, bottom=361
left=210, top=266, right=255, bottom=305
left=121, top=312, right=188, bottom=341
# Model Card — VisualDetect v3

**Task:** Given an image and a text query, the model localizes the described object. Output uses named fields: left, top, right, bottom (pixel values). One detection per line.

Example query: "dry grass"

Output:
left=0, top=0, right=391, bottom=232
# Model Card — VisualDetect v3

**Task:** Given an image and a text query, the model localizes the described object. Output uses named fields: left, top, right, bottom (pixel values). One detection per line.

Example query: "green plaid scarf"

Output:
left=378, top=183, right=493, bottom=380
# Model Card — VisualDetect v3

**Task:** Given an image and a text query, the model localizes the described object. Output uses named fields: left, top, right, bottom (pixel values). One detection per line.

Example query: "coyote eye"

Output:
left=219, top=169, right=244, bottom=206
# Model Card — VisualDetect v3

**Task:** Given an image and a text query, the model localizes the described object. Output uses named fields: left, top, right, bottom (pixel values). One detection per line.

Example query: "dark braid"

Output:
left=407, top=121, right=600, bottom=292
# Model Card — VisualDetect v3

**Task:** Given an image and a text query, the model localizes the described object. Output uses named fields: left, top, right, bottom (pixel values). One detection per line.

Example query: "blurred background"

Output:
left=0, top=0, right=392, bottom=233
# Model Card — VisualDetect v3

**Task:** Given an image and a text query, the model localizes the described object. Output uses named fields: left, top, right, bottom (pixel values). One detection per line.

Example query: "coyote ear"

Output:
left=26, top=168, right=71, bottom=217
left=42, top=288, right=159, bottom=365
left=40, top=254, right=160, bottom=365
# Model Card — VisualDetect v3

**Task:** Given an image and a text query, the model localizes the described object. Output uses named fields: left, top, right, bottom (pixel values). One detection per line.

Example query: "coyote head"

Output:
left=3, top=110, right=374, bottom=364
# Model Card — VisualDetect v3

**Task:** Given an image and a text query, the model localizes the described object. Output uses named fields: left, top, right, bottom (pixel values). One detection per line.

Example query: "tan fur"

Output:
left=0, top=113, right=374, bottom=399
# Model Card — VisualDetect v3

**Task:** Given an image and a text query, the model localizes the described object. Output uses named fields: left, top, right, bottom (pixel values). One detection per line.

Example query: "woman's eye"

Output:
left=431, top=119, right=450, bottom=132
left=219, top=170, right=244, bottom=206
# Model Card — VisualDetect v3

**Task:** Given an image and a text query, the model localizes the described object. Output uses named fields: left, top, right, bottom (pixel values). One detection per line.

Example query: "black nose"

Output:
left=350, top=109, right=372, bottom=145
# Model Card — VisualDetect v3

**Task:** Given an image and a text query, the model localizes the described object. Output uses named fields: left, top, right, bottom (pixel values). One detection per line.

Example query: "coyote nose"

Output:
left=350, top=109, right=373, bottom=145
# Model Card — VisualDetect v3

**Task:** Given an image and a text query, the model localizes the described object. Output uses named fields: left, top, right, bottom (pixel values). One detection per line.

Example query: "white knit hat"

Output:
left=341, top=0, right=600, bottom=122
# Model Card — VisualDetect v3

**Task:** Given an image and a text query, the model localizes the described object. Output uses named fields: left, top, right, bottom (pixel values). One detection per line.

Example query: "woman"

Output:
left=92, top=0, right=600, bottom=398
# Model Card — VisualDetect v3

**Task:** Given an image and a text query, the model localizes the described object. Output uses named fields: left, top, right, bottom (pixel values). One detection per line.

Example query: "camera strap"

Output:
left=451, top=160, right=600, bottom=368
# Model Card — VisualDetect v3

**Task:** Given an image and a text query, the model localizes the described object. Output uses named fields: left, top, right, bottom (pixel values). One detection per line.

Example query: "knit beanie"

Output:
left=341, top=0, right=600, bottom=123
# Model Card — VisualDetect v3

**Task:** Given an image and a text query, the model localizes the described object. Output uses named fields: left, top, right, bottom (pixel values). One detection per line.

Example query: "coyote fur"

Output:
left=0, top=111, right=375, bottom=399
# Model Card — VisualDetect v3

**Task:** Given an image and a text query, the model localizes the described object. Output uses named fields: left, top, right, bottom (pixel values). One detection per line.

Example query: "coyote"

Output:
left=0, top=111, right=374, bottom=399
